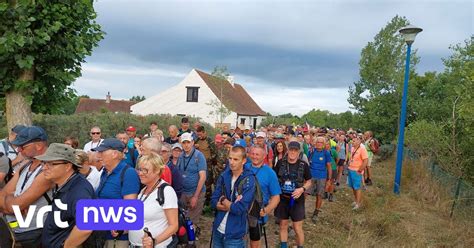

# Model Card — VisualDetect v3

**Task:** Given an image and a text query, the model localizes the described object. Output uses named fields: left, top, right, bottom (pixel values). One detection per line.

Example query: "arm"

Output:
left=153, top=208, right=179, bottom=244
left=3, top=173, right=53, bottom=214
left=262, top=195, right=280, bottom=216
left=224, top=177, right=256, bottom=215
left=190, top=170, right=206, bottom=208
left=326, top=162, right=332, bottom=180
left=63, top=226, right=92, bottom=248
left=123, top=194, right=137, bottom=199
left=358, top=159, right=368, bottom=174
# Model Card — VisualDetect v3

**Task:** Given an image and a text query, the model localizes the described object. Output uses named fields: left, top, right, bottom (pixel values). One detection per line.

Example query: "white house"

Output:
left=131, top=69, right=266, bottom=129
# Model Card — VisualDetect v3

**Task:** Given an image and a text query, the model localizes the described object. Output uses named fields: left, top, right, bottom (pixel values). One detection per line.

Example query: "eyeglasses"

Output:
left=136, top=167, right=149, bottom=174
left=45, top=161, right=69, bottom=167
left=91, top=132, right=101, bottom=135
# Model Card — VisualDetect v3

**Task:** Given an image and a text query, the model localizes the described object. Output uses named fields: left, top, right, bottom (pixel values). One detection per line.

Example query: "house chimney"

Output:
left=227, top=76, right=235, bottom=87
left=106, top=92, right=111, bottom=103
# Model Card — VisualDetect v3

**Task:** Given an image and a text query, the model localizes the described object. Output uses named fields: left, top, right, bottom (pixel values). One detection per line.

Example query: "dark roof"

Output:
left=75, top=98, right=135, bottom=114
left=195, top=69, right=266, bottom=116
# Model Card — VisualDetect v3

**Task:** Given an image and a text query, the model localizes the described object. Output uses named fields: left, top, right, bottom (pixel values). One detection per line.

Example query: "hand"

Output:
left=235, top=194, right=242, bottom=202
left=142, top=233, right=154, bottom=248
left=291, top=188, right=304, bottom=199
left=259, top=207, right=267, bottom=217
left=190, top=196, right=198, bottom=209
left=111, top=230, right=120, bottom=238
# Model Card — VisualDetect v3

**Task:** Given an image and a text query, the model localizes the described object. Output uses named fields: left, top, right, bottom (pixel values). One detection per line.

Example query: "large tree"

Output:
left=0, top=0, right=103, bottom=129
left=348, top=15, right=418, bottom=142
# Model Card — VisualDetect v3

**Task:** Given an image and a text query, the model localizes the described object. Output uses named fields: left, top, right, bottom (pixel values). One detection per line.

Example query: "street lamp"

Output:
left=394, top=24, right=423, bottom=194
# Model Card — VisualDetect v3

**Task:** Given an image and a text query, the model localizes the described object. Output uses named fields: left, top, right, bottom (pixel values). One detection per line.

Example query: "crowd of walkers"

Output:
left=0, top=117, right=380, bottom=248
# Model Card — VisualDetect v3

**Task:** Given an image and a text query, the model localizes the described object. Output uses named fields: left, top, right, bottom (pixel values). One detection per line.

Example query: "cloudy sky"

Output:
left=74, top=0, right=472, bottom=116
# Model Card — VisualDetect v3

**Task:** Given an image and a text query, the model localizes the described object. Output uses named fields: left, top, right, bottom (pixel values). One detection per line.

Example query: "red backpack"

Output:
left=370, top=138, right=380, bottom=154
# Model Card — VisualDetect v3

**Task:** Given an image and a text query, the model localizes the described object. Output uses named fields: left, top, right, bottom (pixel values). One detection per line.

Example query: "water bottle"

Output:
left=289, top=196, right=295, bottom=208
left=185, top=217, right=196, bottom=243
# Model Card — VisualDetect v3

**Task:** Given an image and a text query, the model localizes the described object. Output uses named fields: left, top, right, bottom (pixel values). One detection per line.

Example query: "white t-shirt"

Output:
left=83, top=139, right=104, bottom=152
left=129, top=181, right=178, bottom=247
left=217, top=177, right=237, bottom=234
left=85, top=166, right=101, bottom=191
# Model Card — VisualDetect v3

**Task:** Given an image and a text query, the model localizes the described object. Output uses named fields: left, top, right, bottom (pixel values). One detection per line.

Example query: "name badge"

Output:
left=319, top=157, right=323, bottom=161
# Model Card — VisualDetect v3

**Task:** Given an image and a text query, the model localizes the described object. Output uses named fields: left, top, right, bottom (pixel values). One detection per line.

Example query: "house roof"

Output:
left=75, top=98, right=135, bottom=114
left=195, top=69, right=266, bottom=116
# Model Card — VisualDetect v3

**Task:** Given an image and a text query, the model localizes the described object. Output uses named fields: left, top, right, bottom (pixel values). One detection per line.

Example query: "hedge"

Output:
left=0, top=113, right=216, bottom=147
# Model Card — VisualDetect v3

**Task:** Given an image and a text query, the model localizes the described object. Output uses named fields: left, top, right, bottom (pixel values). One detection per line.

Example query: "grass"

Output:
left=194, top=157, right=474, bottom=247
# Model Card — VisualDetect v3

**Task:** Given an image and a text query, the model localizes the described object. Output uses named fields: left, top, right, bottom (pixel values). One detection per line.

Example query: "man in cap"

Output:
left=125, top=126, right=137, bottom=149
left=255, top=131, right=274, bottom=167
left=176, top=132, right=207, bottom=237
left=274, top=141, right=312, bottom=248
left=0, top=125, right=26, bottom=165
left=36, top=143, right=95, bottom=247
left=92, top=138, right=140, bottom=247
left=0, top=126, right=54, bottom=247
left=116, top=132, right=139, bottom=168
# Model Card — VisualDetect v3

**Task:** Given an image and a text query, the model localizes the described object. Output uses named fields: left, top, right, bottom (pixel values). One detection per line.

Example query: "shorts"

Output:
left=337, top=159, right=345, bottom=166
left=249, top=223, right=262, bottom=241
left=367, top=156, right=373, bottom=167
left=274, top=196, right=305, bottom=222
left=311, top=178, right=326, bottom=196
left=180, top=191, right=205, bottom=224
left=347, top=170, right=362, bottom=190
left=331, top=169, right=337, bottom=180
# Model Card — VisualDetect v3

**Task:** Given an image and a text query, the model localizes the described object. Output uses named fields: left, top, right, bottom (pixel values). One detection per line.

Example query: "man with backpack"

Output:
left=363, top=131, right=378, bottom=186
left=274, top=141, right=312, bottom=248
left=92, top=138, right=141, bottom=248
left=249, top=145, right=281, bottom=248
left=210, top=145, right=257, bottom=247
left=0, top=126, right=54, bottom=247
left=116, top=132, right=139, bottom=168
left=0, top=124, right=26, bottom=164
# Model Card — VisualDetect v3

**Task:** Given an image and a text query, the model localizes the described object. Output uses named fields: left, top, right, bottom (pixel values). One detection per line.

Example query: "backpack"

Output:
left=370, top=138, right=380, bottom=154
left=277, top=158, right=306, bottom=193
left=236, top=174, right=263, bottom=228
left=1, top=152, right=14, bottom=184
left=156, top=182, right=188, bottom=245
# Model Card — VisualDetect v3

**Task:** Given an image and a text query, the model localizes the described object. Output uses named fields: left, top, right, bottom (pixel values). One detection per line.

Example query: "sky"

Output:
left=73, top=0, right=473, bottom=116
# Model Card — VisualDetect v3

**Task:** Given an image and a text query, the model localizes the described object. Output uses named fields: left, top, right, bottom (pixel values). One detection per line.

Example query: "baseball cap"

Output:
left=171, top=143, right=183, bottom=150
left=256, top=131, right=266, bottom=138
left=180, top=133, right=193, bottom=142
left=234, top=139, right=246, bottom=148
left=91, top=138, right=125, bottom=152
left=11, top=125, right=27, bottom=134
left=288, top=141, right=301, bottom=150
left=12, top=126, right=48, bottom=146
left=126, top=126, right=136, bottom=132
left=35, top=143, right=80, bottom=167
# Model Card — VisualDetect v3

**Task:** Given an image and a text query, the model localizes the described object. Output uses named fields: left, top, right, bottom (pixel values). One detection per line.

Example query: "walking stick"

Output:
left=262, top=223, right=268, bottom=248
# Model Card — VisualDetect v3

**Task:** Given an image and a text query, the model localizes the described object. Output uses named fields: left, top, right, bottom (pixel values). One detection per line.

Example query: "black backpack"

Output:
left=156, top=182, right=188, bottom=245
left=235, top=174, right=263, bottom=228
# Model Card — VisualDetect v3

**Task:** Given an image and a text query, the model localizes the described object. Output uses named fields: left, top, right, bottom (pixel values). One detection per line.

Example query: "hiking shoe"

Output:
left=311, top=210, right=320, bottom=224
left=351, top=201, right=357, bottom=207
left=328, top=193, right=334, bottom=202
left=352, top=204, right=360, bottom=211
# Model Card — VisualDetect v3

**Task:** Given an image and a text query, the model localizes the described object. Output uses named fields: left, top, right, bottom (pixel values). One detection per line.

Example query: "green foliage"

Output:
left=348, top=15, right=417, bottom=143
left=207, top=98, right=232, bottom=124
left=211, top=66, right=230, bottom=80
left=129, top=95, right=146, bottom=102
left=0, top=0, right=104, bottom=114
left=32, top=113, right=216, bottom=146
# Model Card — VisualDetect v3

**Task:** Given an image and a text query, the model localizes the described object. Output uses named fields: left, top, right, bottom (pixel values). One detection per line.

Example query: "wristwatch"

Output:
left=302, top=186, right=307, bottom=191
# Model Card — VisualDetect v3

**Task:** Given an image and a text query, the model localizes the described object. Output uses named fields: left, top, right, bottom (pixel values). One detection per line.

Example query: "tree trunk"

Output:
left=6, top=69, right=34, bottom=130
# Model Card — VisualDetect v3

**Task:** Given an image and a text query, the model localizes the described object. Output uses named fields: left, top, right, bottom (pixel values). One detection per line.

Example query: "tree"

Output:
left=211, top=66, right=230, bottom=80
left=207, top=99, right=232, bottom=124
left=348, top=15, right=418, bottom=142
left=130, top=95, right=146, bottom=102
left=0, top=0, right=104, bottom=129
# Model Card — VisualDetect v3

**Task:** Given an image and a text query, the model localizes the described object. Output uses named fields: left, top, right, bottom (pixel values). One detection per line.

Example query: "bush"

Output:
left=31, top=113, right=215, bottom=147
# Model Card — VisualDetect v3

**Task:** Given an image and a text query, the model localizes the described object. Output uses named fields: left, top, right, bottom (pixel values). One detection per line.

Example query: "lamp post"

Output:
left=394, top=25, right=423, bottom=194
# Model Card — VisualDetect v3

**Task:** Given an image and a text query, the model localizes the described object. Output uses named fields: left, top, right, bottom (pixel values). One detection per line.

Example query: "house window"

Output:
left=186, top=87, right=199, bottom=102
left=240, top=118, right=246, bottom=125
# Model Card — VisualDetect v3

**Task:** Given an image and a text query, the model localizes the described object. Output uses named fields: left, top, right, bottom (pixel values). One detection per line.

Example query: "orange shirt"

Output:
left=348, top=145, right=368, bottom=171
left=160, top=165, right=173, bottom=184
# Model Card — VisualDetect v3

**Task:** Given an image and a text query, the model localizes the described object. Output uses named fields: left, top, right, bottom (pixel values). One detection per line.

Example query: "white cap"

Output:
left=256, top=131, right=266, bottom=138
left=180, top=133, right=193, bottom=142
left=171, top=143, right=183, bottom=150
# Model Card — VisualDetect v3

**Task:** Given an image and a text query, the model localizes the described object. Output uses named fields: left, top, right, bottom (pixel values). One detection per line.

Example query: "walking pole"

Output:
left=262, top=224, right=268, bottom=248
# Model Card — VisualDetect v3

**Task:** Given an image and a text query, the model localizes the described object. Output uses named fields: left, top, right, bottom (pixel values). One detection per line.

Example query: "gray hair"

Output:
left=142, top=137, right=162, bottom=153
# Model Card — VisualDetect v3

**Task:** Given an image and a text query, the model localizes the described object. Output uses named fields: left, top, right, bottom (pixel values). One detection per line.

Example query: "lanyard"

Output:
left=181, top=149, right=196, bottom=172
left=20, top=161, right=40, bottom=192
left=351, top=146, right=360, bottom=161
left=139, top=179, right=161, bottom=202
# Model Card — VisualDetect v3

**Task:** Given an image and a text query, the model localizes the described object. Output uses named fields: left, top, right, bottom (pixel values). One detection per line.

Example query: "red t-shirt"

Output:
left=160, top=165, right=173, bottom=184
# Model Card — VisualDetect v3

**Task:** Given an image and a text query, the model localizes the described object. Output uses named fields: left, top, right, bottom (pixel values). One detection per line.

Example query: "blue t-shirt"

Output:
left=177, top=148, right=207, bottom=195
left=123, top=148, right=139, bottom=168
left=309, top=149, right=332, bottom=179
left=97, top=160, right=141, bottom=199
left=250, top=164, right=281, bottom=223
left=42, top=174, right=95, bottom=247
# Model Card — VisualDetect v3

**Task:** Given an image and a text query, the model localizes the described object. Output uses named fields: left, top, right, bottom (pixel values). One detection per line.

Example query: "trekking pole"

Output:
left=262, top=224, right=268, bottom=248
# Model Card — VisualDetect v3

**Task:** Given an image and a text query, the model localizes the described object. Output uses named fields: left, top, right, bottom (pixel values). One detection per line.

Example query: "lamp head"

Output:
left=399, top=25, right=423, bottom=44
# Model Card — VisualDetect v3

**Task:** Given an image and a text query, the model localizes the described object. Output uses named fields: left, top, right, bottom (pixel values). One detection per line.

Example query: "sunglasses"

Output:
left=91, top=132, right=101, bottom=135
